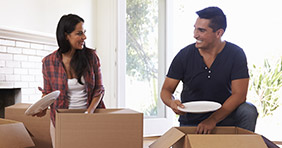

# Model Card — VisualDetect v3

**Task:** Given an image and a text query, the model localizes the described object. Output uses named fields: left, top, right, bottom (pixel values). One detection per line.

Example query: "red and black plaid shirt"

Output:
left=42, top=49, right=105, bottom=126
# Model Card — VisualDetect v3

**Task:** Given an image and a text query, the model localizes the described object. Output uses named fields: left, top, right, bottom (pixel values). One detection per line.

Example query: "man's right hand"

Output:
left=32, top=108, right=47, bottom=117
left=170, top=100, right=185, bottom=115
left=160, top=77, right=185, bottom=115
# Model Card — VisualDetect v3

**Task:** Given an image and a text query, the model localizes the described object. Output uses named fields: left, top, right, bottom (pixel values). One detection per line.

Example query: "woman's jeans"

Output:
left=180, top=102, right=259, bottom=132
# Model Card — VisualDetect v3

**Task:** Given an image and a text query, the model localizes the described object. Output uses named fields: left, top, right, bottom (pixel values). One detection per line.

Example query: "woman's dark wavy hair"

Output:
left=56, top=14, right=91, bottom=85
left=196, top=7, right=227, bottom=32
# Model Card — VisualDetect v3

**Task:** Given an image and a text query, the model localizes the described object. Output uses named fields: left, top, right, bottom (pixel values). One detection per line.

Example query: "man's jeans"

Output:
left=180, top=102, right=258, bottom=132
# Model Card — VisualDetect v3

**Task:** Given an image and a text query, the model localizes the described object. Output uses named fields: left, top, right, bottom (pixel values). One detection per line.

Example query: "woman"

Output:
left=35, top=14, right=105, bottom=147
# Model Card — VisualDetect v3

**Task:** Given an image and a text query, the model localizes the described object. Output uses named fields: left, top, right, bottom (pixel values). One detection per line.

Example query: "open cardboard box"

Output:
left=0, top=118, right=35, bottom=148
left=5, top=103, right=52, bottom=148
left=149, top=126, right=268, bottom=148
left=55, top=108, right=143, bottom=148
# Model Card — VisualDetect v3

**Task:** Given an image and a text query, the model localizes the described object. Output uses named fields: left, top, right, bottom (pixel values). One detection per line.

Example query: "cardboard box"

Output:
left=5, top=103, right=52, bottom=148
left=149, top=126, right=268, bottom=148
left=55, top=108, right=143, bottom=148
left=0, top=118, right=35, bottom=148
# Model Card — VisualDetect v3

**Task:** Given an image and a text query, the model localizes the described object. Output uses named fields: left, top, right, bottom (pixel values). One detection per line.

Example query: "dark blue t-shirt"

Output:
left=167, top=41, right=249, bottom=125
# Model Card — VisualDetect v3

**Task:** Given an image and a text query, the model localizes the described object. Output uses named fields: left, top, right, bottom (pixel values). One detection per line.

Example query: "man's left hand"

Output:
left=196, top=117, right=217, bottom=134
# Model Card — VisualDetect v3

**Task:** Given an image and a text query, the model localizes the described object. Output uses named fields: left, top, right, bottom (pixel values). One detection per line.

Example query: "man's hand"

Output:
left=170, top=100, right=186, bottom=115
left=196, top=117, right=217, bottom=134
left=32, top=108, right=47, bottom=117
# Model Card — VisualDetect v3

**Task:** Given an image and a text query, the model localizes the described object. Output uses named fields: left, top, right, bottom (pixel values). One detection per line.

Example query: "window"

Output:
left=126, top=0, right=161, bottom=118
left=118, top=0, right=174, bottom=136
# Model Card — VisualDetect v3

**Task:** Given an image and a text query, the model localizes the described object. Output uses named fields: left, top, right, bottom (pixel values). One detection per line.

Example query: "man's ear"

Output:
left=216, top=29, right=224, bottom=38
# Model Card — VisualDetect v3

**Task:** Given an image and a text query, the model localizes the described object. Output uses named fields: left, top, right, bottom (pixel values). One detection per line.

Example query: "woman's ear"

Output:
left=65, top=33, right=69, bottom=40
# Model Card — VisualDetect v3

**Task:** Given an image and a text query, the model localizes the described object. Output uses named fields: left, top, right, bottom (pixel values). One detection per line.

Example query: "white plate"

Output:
left=177, top=101, right=221, bottom=113
left=25, top=90, right=60, bottom=116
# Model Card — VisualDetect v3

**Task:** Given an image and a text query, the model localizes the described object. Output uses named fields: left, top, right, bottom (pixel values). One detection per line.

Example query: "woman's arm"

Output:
left=86, top=50, right=105, bottom=113
left=86, top=93, right=104, bottom=113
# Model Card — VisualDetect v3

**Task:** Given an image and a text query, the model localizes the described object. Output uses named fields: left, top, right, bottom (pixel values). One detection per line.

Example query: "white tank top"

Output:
left=67, top=77, right=87, bottom=109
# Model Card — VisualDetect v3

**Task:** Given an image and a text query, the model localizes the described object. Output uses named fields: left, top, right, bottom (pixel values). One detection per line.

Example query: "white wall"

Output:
left=95, top=0, right=119, bottom=107
left=0, top=0, right=96, bottom=48
left=0, top=0, right=119, bottom=107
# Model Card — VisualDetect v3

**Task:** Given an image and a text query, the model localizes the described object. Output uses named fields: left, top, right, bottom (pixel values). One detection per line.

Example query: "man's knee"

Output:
left=236, top=102, right=258, bottom=119
left=235, top=102, right=258, bottom=131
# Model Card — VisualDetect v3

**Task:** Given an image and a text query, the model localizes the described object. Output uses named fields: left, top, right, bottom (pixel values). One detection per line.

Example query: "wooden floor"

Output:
left=273, top=141, right=282, bottom=147
left=143, top=137, right=159, bottom=148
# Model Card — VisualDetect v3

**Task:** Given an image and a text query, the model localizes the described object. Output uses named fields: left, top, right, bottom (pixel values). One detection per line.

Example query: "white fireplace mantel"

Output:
left=0, top=26, right=56, bottom=46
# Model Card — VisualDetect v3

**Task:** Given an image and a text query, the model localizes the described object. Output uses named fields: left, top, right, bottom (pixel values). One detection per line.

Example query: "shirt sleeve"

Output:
left=231, top=48, right=249, bottom=80
left=167, top=49, right=185, bottom=80
left=92, top=51, right=105, bottom=97
left=42, top=57, right=52, bottom=95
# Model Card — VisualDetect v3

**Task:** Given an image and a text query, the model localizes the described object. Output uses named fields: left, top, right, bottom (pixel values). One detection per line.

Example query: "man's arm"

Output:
left=161, top=77, right=185, bottom=115
left=196, top=78, right=249, bottom=134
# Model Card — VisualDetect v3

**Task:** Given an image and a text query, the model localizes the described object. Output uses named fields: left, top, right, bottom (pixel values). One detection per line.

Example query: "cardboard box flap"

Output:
left=5, top=103, right=32, bottom=109
left=174, top=126, right=254, bottom=134
left=57, top=108, right=140, bottom=114
left=0, top=118, right=35, bottom=148
left=149, top=127, right=185, bottom=148
left=175, top=126, right=197, bottom=134
left=210, top=126, right=253, bottom=134
left=235, top=127, right=254, bottom=134
left=5, top=103, right=53, bottom=148
left=187, top=134, right=268, bottom=148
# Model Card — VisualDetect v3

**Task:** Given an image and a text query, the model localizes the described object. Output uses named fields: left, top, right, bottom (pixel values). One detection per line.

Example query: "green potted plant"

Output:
left=249, top=57, right=282, bottom=117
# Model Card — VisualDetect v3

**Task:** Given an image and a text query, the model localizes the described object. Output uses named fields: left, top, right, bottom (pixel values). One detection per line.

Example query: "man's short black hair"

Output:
left=196, top=7, right=227, bottom=32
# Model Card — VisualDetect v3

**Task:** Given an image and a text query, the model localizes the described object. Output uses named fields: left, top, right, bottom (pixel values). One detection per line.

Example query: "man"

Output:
left=160, top=7, right=258, bottom=134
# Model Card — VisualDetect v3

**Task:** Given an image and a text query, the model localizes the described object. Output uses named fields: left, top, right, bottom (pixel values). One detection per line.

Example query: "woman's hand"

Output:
left=86, top=94, right=103, bottom=114
left=32, top=108, right=47, bottom=117
left=32, top=91, right=48, bottom=117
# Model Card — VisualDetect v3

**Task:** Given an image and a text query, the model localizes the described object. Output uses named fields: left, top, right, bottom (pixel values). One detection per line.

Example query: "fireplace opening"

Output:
left=0, top=88, right=21, bottom=118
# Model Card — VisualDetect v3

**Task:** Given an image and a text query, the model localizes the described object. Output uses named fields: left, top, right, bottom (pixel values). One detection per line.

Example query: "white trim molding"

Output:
left=0, top=26, right=56, bottom=46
